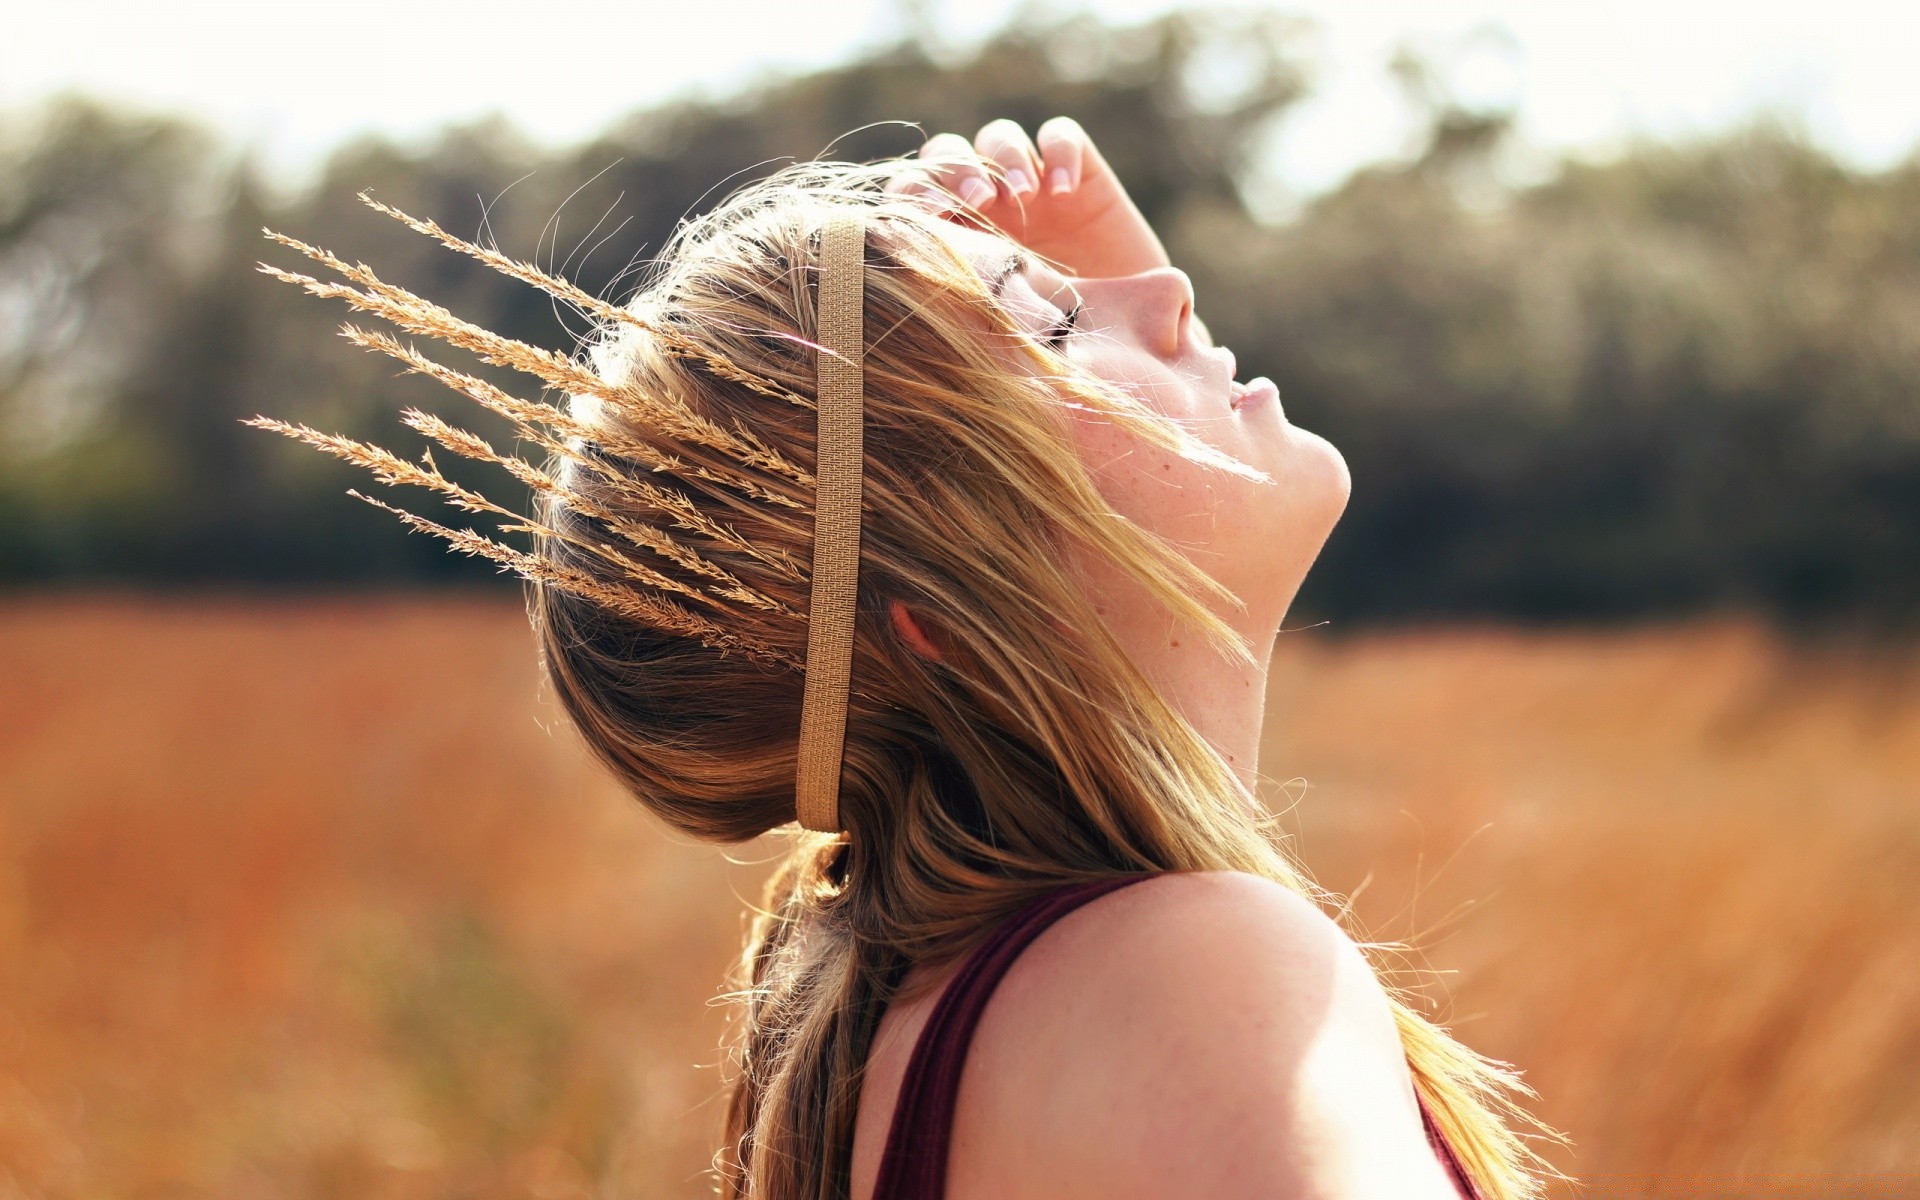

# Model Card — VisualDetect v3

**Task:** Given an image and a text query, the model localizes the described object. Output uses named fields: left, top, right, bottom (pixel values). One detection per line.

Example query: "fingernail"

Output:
left=1049, top=166, right=1072, bottom=195
left=1007, top=167, right=1035, bottom=197
left=959, top=178, right=995, bottom=209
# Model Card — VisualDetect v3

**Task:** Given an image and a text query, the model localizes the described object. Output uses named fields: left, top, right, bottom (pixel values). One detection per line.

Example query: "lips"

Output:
left=1221, top=349, right=1267, bottom=414
left=1231, top=376, right=1278, bottom=412
left=1211, top=345, right=1277, bottom=413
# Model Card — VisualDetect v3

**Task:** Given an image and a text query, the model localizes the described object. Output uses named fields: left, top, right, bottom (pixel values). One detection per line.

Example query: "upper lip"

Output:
left=1212, top=345, right=1239, bottom=394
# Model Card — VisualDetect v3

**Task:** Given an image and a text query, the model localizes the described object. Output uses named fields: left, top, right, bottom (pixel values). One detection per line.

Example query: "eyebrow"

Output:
left=989, top=251, right=1027, bottom=298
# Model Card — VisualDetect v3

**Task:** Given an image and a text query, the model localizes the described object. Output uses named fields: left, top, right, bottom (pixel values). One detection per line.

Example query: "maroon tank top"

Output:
left=868, top=875, right=1487, bottom=1200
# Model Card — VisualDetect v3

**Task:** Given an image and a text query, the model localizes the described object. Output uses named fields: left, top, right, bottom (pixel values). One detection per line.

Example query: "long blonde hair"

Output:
left=527, top=159, right=1552, bottom=1199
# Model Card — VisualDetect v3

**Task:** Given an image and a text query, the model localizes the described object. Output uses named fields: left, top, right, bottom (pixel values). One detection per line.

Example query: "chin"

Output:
left=1235, top=428, right=1349, bottom=628
left=1285, top=423, right=1350, bottom=537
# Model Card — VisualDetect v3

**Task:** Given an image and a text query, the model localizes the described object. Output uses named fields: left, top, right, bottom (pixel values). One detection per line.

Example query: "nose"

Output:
left=1116, top=267, right=1194, bottom=358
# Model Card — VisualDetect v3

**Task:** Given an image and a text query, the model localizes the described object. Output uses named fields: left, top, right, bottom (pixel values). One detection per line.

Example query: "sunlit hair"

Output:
left=251, top=157, right=1554, bottom=1199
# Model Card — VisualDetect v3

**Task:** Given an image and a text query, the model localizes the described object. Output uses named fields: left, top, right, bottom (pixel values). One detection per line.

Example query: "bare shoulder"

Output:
left=994, top=871, right=1404, bottom=1078
left=948, top=871, right=1457, bottom=1200
left=1066, top=868, right=1364, bottom=969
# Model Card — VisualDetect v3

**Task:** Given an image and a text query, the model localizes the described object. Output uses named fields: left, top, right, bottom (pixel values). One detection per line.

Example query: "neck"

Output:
left=1096, top=591, right=1281, bottom=802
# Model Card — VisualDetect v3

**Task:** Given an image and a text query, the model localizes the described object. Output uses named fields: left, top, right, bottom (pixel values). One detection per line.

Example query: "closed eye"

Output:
left=1047, top=301, right=1083, bottom=349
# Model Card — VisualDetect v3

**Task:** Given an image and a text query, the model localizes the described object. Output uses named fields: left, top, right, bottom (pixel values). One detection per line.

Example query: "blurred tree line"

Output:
left=2, top=8, right=1916, bottom=629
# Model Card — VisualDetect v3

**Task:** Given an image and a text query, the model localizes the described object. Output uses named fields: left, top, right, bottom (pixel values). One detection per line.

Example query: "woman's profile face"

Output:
left=934, top=220, right=1350, bottom=635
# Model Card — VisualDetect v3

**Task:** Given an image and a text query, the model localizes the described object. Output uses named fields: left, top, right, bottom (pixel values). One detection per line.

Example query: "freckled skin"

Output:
left=920, top=220, right=1351, bottom=795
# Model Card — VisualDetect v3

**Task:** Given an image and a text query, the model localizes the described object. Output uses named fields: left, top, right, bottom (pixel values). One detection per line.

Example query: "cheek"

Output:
left=1063, top=406, right=1352, bottom=602
left=1062, top=411, right=1229, bottom=552
left=1061, top=346, right=1223, bottom=504
left=1081, top=343, right=1205, bottom=421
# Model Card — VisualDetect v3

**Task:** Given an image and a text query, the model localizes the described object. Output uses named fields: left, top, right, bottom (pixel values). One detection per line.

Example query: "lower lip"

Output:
left=1232, top=376, right=1279, bottom=413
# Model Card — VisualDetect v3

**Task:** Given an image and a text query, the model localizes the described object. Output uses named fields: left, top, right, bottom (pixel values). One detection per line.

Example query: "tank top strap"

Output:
left=870, top=876, right=1148, bottom=1199
left=867, top=873, right=1486, bottom=1200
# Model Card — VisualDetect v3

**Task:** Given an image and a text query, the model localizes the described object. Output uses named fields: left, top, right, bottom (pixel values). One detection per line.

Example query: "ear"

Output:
left=889, top=598, right=947, bottom=664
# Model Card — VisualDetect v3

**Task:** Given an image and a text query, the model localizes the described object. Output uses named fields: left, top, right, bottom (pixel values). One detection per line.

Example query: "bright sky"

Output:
left=5, top=0, right=1915, bottom=196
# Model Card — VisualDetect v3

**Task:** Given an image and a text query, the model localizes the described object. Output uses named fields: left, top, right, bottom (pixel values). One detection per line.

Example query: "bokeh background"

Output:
left=2, top=1, right=1917, bottom=1197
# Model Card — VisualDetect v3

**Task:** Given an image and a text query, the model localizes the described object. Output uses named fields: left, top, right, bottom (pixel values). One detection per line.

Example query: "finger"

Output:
left=917, top=132, right=997, bottom=212
left=883, top=169, right=960, bottom=216
left=883, top=166, right=943, bottom=201
left=882, top=165, right=930, bottom=196
left=974, top=118, right=1044, bottom=202
left=918, top=131, right=976, bottom=163
left=1035, top=115, right=1089, bottom=196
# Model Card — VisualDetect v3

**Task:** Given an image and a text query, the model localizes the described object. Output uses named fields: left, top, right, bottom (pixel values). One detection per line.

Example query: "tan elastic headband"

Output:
left=794, top=211, right=866, bottom=833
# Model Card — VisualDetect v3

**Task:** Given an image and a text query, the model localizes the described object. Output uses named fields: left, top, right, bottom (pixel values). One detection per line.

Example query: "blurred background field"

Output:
left=2, top=1, right=1918, bottom=1196
left=3, top=597, right=1916, bottom=1196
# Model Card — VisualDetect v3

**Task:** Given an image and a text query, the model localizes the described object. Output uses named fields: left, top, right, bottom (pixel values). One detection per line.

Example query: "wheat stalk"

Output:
left=356, top=192, right=816, bottom=413
left=341, top=325, right=806, bottom=523
left=347, top=489, right=800, bottom=671
left=397, top=407, right=795, bottom=616
left=243, top=414, right=772, bottom=623
left=247, top=212, right=831, bottom=667
left=259, top=233, right=811, bottom=490
left=242, top=415, right=494, bottom=513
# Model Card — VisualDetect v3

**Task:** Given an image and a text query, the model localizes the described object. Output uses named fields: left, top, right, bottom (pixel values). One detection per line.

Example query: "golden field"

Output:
left=0, top=595, right=1914, bottom=1199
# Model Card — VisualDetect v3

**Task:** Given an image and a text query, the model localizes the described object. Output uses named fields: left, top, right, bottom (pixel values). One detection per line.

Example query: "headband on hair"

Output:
left=793, top=211, right=866, bottom=833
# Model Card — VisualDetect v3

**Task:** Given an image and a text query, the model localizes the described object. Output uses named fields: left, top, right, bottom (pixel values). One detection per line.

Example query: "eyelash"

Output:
left=1046, top=301, right=1083, bottom=348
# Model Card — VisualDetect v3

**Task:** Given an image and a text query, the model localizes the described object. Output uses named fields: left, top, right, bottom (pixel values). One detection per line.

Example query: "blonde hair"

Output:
left=254, top=157, right=1553, bottom=1199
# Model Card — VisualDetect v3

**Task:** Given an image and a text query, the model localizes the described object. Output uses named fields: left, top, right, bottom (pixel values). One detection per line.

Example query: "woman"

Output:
left=254, top=115, right=1551, bottom=1198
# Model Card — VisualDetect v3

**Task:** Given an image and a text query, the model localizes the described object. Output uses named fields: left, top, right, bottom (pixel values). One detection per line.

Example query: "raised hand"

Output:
left=885, top=117, right=1173, bottom=283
